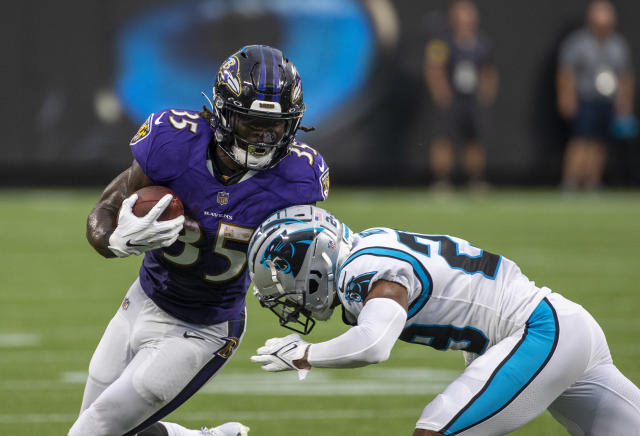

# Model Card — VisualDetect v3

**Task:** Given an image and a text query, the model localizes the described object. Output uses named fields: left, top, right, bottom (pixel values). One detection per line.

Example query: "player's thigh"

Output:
left=416, top=297, right=591, bottom=435
left=79, top=280, right=148, bottom=412
left=70, top=312, right=245, bottom=436
left=86, top=311, right=131, bottom=386
left=86, top=279, right=150, bottom=384
left=549, top=362, right=640, bottom=435
left=127, top=313, right=246, bottom=435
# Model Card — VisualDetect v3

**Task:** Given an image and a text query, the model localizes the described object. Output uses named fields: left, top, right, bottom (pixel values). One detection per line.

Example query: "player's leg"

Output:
left=415, top=295, right=593, bottom=435
left=462, top=141, right=486, bottom=187
left=549, top=364, right=640, bottom=435
left=127, top=310, right=247, bottom=436
left=429, top=106, right=456, bottom=188
left=413, top=430, right=443, bottom=436
left=583, top=139, right=607, bottom=190
left=430, top=136, right=455, bottom=187
left=462, top=102, right=487, bottom=188
left=562, top=138, right=589, bottom=190
left=76, top=280, right=144, bottom=413
left=547, top=304, right=640, bottom=435
left=69, top=294, right=247, bottom=436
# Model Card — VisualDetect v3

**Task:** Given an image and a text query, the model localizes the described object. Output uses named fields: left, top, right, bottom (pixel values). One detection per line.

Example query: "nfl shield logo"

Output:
left=217, top=191, right=230, bottom=205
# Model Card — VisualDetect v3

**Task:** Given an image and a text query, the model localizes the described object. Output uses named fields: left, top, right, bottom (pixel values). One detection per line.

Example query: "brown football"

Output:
left=131, top=186, right=184, bottom=221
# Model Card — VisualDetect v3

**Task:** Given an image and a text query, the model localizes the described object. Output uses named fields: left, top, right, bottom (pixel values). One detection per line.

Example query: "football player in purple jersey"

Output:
left=70, top=45, right=330, bottom=436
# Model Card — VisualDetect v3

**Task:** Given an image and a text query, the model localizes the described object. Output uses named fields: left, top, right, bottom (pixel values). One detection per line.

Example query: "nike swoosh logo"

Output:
left=154, top=112, right=165, bottom=125
left=126, top=240, right=147, bottom=247
left=318, top=161, right=326, bottom=172
left=183, top=331, right=205, bottom=340
left=278, top=343, right=298, bottom=355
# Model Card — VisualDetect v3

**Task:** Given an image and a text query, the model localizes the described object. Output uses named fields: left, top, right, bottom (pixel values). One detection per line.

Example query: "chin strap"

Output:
left=201, top=91, right=214, bottom=111
left=297, top=125, right=316, bottom=132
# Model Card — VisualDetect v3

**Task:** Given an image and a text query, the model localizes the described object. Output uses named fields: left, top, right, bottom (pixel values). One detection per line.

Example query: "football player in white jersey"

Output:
left=247, top=205, right=640, bottom=436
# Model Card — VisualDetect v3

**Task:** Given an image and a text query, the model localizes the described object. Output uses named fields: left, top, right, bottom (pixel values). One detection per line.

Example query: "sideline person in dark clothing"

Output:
left=424, top=0, right=498, bottom=190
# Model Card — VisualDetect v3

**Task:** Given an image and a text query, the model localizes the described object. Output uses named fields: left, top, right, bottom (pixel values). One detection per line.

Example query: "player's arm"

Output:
left=251, top=280, right=408, bottom=375
left=478, top=64, right=498, bottom=107
left=616, top=71, right=634, bottom=116
left=556, top=37, right=578, bottom=120
left=300, top=280, right=407, bottom=368
left=424, top=40, right=452, bottom=108
left=556, top=66, right=577, bottom=119
left=86, top=159, right=185, bottom=259
left=87, top=160, right=153, bottom=258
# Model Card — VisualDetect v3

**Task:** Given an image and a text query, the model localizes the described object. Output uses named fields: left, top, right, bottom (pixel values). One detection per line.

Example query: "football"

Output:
left=132, top=186, right=184, bottom=221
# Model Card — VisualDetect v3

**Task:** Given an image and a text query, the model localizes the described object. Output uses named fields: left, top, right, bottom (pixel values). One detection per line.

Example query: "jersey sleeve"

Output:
left=425, top=38, right=450, bottom=66
left=478, top=34, right=495, bottom=66
left=558, top=31, right=581, bottom=70
left=129, top=110, right=192, bottom=182
left=285, top=141, right=330, bottom=203
left=337, top=252, right=422, bottom=320
left=617, top=34, right=633, bottom=73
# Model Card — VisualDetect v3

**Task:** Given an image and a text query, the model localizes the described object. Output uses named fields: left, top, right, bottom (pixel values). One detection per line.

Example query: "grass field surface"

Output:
left=1, top=188, right=639, bottom=435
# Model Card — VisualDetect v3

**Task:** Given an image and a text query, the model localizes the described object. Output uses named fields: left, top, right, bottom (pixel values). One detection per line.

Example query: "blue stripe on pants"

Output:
left=441, top=298, right=559, bottom=435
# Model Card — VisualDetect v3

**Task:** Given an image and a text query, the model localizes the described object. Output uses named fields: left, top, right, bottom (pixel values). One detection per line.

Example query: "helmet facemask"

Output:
left=249, top=206, right=353, bottom=335
left=209, top=45, right=306, bottom=171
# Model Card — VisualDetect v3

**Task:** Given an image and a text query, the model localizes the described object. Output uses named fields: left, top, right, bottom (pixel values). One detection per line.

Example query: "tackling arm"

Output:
left=86, top=160, right=153, bottom=258
left=299, top=280, right=408, bottom=369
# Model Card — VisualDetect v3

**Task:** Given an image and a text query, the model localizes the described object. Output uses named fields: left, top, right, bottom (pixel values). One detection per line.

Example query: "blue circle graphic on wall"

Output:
left=116, top=0, right=375, bottom=125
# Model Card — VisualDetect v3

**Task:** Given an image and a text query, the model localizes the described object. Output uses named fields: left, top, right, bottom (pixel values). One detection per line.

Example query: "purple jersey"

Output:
left=129, top=109, right=329, bottom=324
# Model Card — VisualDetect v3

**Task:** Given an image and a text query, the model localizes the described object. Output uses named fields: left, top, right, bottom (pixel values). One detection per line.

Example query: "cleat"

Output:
left=201, top=422, right=250, bottom=436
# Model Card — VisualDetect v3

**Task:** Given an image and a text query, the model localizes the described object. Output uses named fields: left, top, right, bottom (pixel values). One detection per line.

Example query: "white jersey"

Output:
left=336, top=228, right=551, bottom=354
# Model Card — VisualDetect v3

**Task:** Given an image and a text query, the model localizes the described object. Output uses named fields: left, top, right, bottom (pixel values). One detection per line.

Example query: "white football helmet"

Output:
left=248, top=205, right=352, bottom=334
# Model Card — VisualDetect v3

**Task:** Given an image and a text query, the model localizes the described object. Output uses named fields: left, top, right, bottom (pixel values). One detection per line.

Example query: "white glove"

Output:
left=108, top=193, right=184, bottom=258
left=250, top=333, right=311, bottom=380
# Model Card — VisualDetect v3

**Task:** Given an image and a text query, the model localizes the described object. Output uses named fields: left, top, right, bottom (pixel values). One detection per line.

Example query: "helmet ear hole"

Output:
left=308, top=279, right=319, bottom=295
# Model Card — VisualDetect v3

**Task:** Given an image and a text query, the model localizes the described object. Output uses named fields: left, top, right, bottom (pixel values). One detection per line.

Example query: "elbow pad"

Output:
left=307, top=298, right=407, bottom=368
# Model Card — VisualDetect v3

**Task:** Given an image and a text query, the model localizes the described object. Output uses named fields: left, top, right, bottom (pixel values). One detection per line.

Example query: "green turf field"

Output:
left=1, top=188, right=639, bottom=435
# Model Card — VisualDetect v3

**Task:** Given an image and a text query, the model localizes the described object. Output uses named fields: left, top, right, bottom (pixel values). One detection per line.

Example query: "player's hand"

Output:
left=250, top=334, right=311, bottom=380
left=108, top=193, right=185, bottom=258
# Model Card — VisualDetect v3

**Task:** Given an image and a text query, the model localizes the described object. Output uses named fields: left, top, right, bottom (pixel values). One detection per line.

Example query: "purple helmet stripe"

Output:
left=271, top=51, right=280, bottom=103
left=256, top=46, right=267, bottom=100
left=272, top=51, right=279, bottom=93
left=258, top=46, right=267, bottom=92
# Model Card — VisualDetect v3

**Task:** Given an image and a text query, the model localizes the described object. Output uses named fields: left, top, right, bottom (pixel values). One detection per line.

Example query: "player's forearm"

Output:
left=425, top=65, right=452, bottom=107
left=556, top=69, right=577, bottom=118
left=87, top=202, right=119, bottom=258
left=86, top=168, right=131, bottom=258
left=616, top=72, right=634, bottom=115
left=305, top=298, right=406, bottom=368
left=87, top=162, right=154, bottom=258
left=478, top=66, right=498, bottom=106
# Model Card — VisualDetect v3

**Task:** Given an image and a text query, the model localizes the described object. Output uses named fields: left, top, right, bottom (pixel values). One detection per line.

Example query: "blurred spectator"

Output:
left=424, top=0, right=498, bottom=189
left=557, top=0, right=635, bottom=191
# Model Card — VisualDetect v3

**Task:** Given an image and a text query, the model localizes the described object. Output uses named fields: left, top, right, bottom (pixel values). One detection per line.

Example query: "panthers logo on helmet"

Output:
left=343, top=271, right=377, bottom=303
left=260, top=228, right=323, bottom=276
left=217, top=55, right=241, bottom=96
left=130, top=114, right=153, bottom=145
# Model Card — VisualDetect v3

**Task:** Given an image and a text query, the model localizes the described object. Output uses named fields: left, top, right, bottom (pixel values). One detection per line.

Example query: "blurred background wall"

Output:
left=2, top=0, right=639, bottom=187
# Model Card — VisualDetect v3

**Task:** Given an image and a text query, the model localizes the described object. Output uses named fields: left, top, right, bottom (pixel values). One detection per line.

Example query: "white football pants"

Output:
left=416, top=292, right=640, bottom=435
left=68, top=279, right=246, bottom=436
